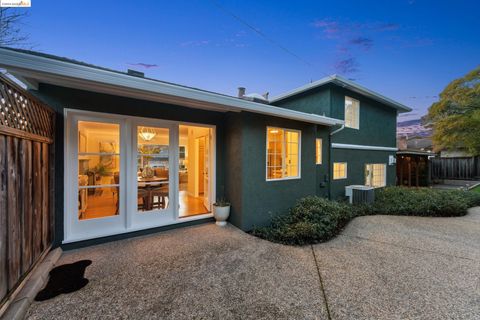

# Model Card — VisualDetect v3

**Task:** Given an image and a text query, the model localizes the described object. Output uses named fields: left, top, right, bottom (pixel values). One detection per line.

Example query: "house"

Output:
left=0, top=47, right=411, bottom=246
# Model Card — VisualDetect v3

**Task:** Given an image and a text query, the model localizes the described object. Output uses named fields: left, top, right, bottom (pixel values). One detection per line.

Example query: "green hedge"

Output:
left=252, top=187, right=480, bottom=246
left=362, top=187, right=480, bottom=217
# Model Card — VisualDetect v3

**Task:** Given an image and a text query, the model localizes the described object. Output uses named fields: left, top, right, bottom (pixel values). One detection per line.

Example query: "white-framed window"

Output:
left=315, top=138, right=322, bottom=164
left=266, top=127, right=301, bottom=180
left=365, top=163, right=387, bottom=187
left=333, top=162, right=347, bottom=180
left=345, top=96, right=360, bottom=129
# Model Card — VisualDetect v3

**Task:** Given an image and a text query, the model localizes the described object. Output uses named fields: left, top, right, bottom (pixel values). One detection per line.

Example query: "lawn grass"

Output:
left=470, top=185, right=480, bottom=193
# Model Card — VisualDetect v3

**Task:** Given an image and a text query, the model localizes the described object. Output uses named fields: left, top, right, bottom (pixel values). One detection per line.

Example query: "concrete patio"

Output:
left=26, top=208, right=480, bottom=320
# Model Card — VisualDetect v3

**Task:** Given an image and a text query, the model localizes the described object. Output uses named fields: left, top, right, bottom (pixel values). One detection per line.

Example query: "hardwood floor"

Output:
left=80, top=189, right=209, bottom=220
left=179, top=190, right=210, bottom=217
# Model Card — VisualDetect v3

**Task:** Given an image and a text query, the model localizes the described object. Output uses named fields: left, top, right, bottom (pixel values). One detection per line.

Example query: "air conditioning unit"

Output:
left=345, top=185, right=375, bottom=204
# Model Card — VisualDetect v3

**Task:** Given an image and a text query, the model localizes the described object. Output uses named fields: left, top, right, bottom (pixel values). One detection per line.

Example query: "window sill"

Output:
left=266, top=176, right=301, bottom=182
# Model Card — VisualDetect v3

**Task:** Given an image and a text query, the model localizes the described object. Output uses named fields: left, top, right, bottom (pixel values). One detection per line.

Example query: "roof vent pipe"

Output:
left=238, top=87, right=246, bottom=98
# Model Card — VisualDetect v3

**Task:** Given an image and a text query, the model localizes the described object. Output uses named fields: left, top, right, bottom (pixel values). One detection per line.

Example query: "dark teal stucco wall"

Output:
left=330, top=149, right=396, bottom=200
left=225, top=112, right=318, bottom=230
left=329, top=87, right=397, bottom=147
left=273, top=86, right=332, bottom=117
left=224, top=112, right=244, bottom=228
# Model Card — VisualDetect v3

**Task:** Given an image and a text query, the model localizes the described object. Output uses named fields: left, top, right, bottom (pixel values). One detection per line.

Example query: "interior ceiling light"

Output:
left=139, top=126, right=156, bottom=141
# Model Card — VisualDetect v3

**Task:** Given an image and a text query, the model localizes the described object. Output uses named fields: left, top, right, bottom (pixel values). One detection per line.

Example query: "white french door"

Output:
left=128, top=119, right=177, bottom=229
left=65, top=113, right=127, bottom=241
left=64, top=109, right=215, bottom=243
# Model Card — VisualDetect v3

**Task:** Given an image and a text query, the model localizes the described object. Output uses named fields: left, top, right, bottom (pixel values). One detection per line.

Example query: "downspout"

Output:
left=328, top=124, right=345, bottom=199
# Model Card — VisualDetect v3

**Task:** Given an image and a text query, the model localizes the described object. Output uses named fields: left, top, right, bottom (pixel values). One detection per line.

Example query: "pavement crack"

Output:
left=310, top=245, right=332, bottom=320
left=342, top=234, right=476, bottom=262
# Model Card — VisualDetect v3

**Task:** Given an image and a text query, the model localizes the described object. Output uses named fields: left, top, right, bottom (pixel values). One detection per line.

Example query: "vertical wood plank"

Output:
left=7, top=136, right=21, bottom=291
left=32, top=142, right=42, bottom=260
left=49, top=140, right=55, bottom=244
left=21, top=140, right=33, bottom=273
left=41, top=143, right=49, bottom=251
left=0, top=135, right=8, bottom=301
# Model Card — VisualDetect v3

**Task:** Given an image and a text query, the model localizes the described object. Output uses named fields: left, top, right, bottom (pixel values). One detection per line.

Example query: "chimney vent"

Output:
left=127, top=69, right=144, bottom=78
left=238, top=87, right=246, bottom=98
left=262, top=92, right=269, bottom=100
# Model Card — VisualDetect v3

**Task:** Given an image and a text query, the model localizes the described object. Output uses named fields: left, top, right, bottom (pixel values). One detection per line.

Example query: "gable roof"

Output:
left=270, top=74, right=412, bottom=113
left=0, top=47, right=343, bottom=126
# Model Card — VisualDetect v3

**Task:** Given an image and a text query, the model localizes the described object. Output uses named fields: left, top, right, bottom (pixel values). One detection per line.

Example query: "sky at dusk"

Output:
left=17, top=0, right=480, bottom=121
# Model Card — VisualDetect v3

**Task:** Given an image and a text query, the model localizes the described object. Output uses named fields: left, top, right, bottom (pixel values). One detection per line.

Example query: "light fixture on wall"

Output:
left=139, top=126, right=156, bottom=141
left=269, top=129, right=279, bottom=134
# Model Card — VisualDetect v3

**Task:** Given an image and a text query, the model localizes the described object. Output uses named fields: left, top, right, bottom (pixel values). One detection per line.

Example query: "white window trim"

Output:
left=365, top=163, right=387, bottom=188
left=333, top=162, right=348, bottom=180
left=345, top=96, right=360, bottom=130
left=316, top=138, right=322, bottom=165
left=265, top=127, right=302, bottom=181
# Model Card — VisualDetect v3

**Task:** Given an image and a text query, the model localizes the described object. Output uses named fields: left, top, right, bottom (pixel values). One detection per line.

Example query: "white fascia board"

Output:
left=0, top=48, right=343, bottom=127
left=271, top=74, right=412, bottom=113
left=332, top=143, right=398, bottom=152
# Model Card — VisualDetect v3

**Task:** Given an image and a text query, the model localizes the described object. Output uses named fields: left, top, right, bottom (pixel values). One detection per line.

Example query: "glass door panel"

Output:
left=178, top=125, right=212, bottom=218
left=136, top=126, right=170, bottom=213
left=77, top=121, right=120, bottom=220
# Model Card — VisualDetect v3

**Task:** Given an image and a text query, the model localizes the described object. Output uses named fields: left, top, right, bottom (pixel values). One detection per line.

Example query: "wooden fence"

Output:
left=430, top=156, right=480, bottom=180
left=0, top=75, right=55, bottom=305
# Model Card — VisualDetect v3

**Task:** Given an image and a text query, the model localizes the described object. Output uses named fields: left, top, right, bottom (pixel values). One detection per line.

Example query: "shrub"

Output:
left=252, top=187, right=480, bottom=246
left=252, top=196, right=352, bottom=245
left=365, top=187, right=480, bottom=217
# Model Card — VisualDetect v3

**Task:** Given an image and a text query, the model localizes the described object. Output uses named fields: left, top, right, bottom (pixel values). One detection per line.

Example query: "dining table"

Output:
left=137, top=176, right=169, bottom=210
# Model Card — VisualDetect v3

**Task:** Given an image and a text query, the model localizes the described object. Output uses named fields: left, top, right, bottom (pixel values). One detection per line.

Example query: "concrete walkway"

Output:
left=26, top=208, right=480, bottom=320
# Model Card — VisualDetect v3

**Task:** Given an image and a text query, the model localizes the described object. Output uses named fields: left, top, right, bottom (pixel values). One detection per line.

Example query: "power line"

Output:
left=209, top=0, right=314, bottom=67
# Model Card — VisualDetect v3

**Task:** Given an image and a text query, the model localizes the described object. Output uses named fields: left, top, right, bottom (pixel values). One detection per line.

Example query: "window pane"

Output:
left=78, top=187, right=119, bottom=220
left=137, top=126, right=170, bottom=212
left=78, top=155, right=120, bottom=186
left=365, top=163, right=386, bottom=187
left=316, top=139, right=322, bottom=164
left=333, top=162, right=347, bottom=179
left=266, top=128, right=300, bottom=180
left=78, top=121, right=120, bottom=154
left=345, top=97, right=359, bottom=129
left=77, top=120, right=121, bottom=221
left=267, top=128, right=284, bottom=179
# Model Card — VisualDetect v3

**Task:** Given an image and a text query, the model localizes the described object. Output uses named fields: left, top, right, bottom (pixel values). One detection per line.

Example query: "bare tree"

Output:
left=0, top=8, right=29, bottom=47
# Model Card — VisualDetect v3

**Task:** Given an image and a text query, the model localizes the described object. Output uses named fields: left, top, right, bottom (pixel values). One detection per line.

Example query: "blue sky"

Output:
left=20, top=0, right=480, bottom=121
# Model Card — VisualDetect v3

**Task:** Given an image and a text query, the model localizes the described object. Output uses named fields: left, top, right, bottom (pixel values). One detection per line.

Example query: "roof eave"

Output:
left=270, top=74, right=412, bottom=113
left=0, top=48, right=342, bottom=127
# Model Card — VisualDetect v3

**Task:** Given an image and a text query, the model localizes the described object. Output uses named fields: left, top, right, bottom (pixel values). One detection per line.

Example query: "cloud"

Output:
left=349, top=37, right=373, bottom=51
left=127, top=62, right=158, bottom=69
left=311, top=19, right=340, bottom=38
left=180, top=40, right=210, bottom=47
left=334, top=57, right=359, bottom=74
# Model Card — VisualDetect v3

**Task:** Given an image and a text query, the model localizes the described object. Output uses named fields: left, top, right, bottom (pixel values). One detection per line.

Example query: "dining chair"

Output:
left=151, top=185, right=169, bottom=209
left=137, top=188, right=149, bottom=211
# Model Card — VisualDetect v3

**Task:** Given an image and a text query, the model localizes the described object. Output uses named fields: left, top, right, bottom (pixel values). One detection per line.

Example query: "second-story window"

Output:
left=345, top=96, right=360, bottom=129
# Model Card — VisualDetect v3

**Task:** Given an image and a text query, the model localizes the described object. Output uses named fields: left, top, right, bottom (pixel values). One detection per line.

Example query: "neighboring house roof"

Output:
left=270, top=74, right=412, bottom=113
left=0, top=47, right=344, bottom=127
left=397, top=149, right=435, bottom=156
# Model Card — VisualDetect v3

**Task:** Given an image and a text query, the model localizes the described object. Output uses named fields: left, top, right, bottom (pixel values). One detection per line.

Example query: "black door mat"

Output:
left=35, top=260, right=92, bottom=301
